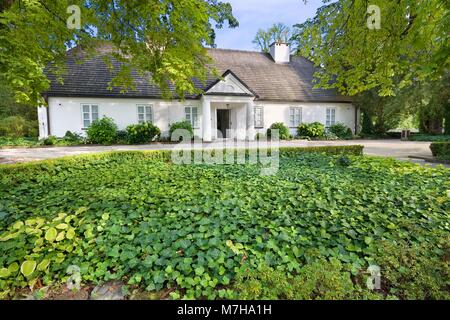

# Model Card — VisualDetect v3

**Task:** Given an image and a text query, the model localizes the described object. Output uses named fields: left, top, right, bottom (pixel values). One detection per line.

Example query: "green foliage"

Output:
left=0, top=147, right=447, bottom=299
left=42, top=136, right=58, bottom=146
left=329, top=123, right=352, bottom=139
left=126, top=122, right=161, bottom=144
left=0, top=209, right=86, bottom=297
left=63, top=131, right=86, bottom=145
left=292, top=1, right=449, bottom=97
left=430, top=142, right=450, bottom=160
left=169, top=121, right=194, bottom=140
left=0, top=116, right=37, bottom=137
left=116, top=130, right=129, bottom=144
left=253, top=23, right=291, bottom=52
left=0, top=137, right=39, bottom=148
left=409, top=134, right=450, bottom=142
left=0, top=1, right=238, bottom=105
left=234, top=259, right=380, bottom=300
left=296, top=122, right=325, bottom=138
left=87, top=117, right=118, bottom=145
left=336, top=155, right=351, bottom=167
left=372, top=237, right=450, bottom=300
left=267, top=123, right=290, bottom=140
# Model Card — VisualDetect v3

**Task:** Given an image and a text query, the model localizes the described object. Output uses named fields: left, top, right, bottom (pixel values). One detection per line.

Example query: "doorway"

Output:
left=217, top=109, right=231, bottom=138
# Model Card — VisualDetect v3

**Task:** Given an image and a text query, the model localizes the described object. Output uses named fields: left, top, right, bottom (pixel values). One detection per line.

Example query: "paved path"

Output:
left=0, top=139, right=438, bottom=165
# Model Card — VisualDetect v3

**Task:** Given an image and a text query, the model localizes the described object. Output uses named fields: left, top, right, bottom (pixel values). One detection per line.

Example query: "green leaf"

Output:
left=45, top=227, right=57, bottom=242
left=0, top=268, right=10, bottom=278
left=20, top=261, right=37, bottom=277
left=37, top=259, right=50, bottom=271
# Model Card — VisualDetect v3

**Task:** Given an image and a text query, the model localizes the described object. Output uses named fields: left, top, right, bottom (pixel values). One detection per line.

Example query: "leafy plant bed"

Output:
left=0, top=147, right=448, bottom=300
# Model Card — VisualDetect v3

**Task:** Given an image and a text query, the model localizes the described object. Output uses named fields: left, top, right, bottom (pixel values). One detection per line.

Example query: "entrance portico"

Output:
left=200, top=69, right=257, bottom=142
left=201, top=96, right=255, bottom=141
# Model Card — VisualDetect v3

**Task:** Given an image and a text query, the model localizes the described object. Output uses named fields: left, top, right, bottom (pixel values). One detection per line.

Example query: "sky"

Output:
left=214, top=0, right=325, bottom=51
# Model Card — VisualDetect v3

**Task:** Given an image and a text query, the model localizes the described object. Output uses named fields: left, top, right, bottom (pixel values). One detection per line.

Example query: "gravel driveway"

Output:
left=0, top=139, right=436, bottom=165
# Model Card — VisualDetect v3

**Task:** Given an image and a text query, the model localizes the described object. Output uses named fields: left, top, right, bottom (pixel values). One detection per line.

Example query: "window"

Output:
left=254, top=106, right=264, bottom=128
left=137, top=104, right=153, bottom=123
left=289, top=107, right=302, bottom=128
left=185, top=106, right=199, bottom=128
left=82, top=104, right=99, bottom=128
left=326, top=108, right=336, bottom=127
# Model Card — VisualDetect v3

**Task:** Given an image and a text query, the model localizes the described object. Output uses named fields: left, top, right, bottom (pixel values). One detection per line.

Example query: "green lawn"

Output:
left=0, top=148, right=448, bottom=299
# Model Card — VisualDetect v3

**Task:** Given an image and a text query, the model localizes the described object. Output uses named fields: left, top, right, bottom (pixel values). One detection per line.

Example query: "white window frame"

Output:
left=289, top=107, right=302, bottom=128
left=81, top=104, right=99, bottom=129
left=137, top=104, right=153, bottom=124
left=326, top=107, right=336, bottom=128
left=185, top=106, right=199, bottom=128
left=254, top=106, right=264, bottom=128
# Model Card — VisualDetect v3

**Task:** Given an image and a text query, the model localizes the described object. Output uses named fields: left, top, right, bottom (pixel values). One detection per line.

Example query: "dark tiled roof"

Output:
left=45, top=47, right=351, bottom=102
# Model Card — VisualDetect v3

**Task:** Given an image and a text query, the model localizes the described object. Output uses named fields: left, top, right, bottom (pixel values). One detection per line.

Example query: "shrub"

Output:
left=324, top=132, right=339, bottom=141
left=329, top=123, right=353, bottom=139
left=42, top=136, right=58, bottom=146
left=116, top=130, right=129, bottom=144
left=297, top=122, right=325, bottom=138
left=267, top=123, right=290, bottom=140
left=126, top=122, right=161, bottom=144
left=430, top=142, right=450, bottom=160
left=169, top=121, right=193, bottom=141
left=63, top=131, right=85, bottom=144
left=86, top=117, right=118, bottom=145
left=0, top=116, right=37, bottom=137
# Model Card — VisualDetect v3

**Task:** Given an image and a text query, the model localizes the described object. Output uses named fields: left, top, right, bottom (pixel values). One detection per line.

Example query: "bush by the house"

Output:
left=86, top=117, right=118, bottom=145
left=63, top=131, right=85, bottom=144
left=0, top=116, right=38, bottom=137
left=169, top=121, right=194, bottom=141
left=329, top=123, right=353, bottom=139
left=116, top=130, right=129, bottom=144
left=42, top=135, right=58, bottom=146
left=324, top=132, right=339, bottom=141
left=297, top=122, right=325, bottom=138
left=126, top=122, right=161, bottom=144
left=430, top=142, right=450, bottom=160
left=267, top=122, right=290, bottom=140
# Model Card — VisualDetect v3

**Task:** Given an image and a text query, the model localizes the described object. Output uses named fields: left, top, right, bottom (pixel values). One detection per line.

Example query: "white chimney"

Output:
left=269, top=42, right=290, bottom=63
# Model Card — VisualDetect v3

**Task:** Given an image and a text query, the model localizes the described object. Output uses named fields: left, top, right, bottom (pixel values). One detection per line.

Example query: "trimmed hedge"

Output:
left=430, top=142, right=450, bottom=160
left=0, top=145, right=364, bottom=174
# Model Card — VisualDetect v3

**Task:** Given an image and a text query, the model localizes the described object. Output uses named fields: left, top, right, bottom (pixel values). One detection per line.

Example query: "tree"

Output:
left=292, top=0, right=449, bottom=97
left=253, top=23, right=291, bottom=52
left=0, top=0, right=238, bottom=106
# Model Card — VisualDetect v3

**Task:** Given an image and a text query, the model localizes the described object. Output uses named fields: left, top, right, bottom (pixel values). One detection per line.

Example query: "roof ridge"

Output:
left=207, top=47, right=267, bottom=54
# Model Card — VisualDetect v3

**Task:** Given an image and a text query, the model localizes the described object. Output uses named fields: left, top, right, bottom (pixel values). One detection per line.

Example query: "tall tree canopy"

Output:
left=292, top=0, right=449, bottom=97
left=0, top=0, right=238, bottom=105
left=252, top=23, right=291, bottom=52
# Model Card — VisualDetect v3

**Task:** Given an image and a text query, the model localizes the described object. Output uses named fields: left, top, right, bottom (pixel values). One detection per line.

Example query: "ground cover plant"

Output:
left=0, top=147, right=448, bottom=300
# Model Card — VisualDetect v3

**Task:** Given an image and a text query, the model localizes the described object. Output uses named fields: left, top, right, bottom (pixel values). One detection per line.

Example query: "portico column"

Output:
left=246, top=100, right=255, bottom=141
left=202, top=97, right=212, bottom=142
left=37, top=105, right=49, bottom=139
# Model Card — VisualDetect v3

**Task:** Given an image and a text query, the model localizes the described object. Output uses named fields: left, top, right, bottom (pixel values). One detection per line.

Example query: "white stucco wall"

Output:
left=254, top=102, right=357, bottom=136
left=47, top=97, right=356, bottom=139
left=47, top=97, right=202, bottom=138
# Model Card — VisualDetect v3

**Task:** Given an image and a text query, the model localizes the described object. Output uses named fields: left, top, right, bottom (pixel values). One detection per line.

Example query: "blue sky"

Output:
left=214, top=0, right=325, bottom=51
